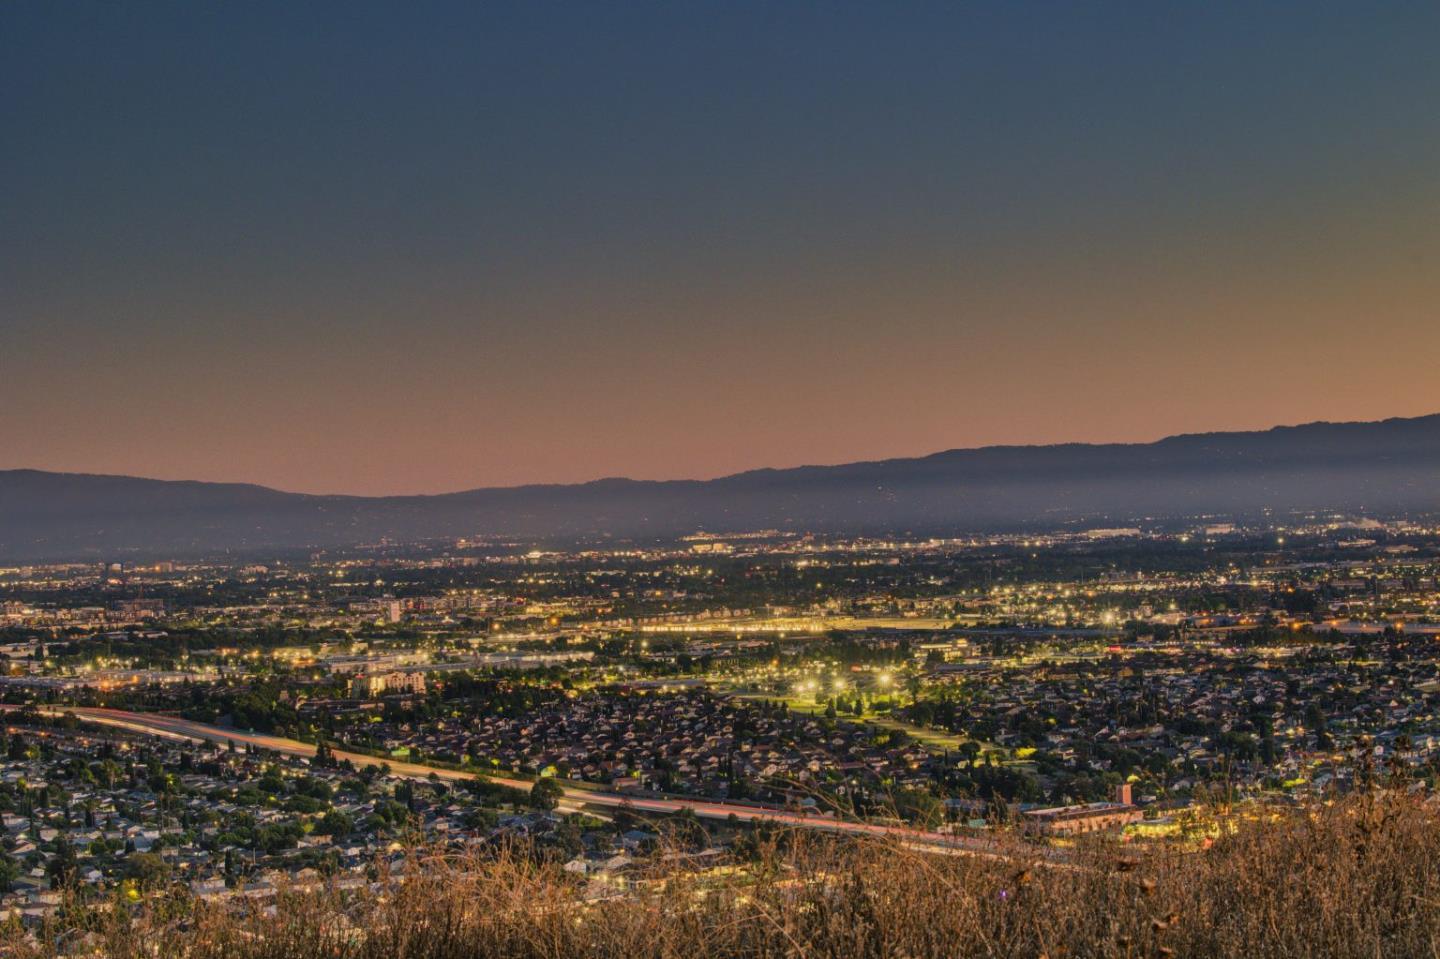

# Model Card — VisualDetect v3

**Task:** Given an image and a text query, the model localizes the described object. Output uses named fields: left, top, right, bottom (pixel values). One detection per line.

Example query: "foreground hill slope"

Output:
left=4, top=791, right=1439, bottom=959
left=4, top=414, right=1440, bottom=559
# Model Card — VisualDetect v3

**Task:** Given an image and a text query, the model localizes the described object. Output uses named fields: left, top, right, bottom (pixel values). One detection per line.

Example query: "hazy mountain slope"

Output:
left=3, top=414, right=1439, bottom=560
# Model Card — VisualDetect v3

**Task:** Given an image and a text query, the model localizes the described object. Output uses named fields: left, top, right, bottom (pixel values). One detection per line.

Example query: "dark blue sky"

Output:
left=4, top=2, right=1439, bottom=493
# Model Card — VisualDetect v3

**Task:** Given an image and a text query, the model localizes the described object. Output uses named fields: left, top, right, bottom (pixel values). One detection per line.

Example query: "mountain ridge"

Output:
left=4, top=413, right=1440, bottom=560
left=9, top=412, right=1439, bottom=499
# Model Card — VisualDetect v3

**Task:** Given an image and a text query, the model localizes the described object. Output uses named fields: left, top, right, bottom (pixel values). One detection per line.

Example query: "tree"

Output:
left=958, top=741, right=982, bottom=769
left=123, top=852, right=169, bottom=889
left=529, top=777, right=564, bottom=811
left=892, top=787, right=945, bottom=829
left=315, top=809, right=355, bottom=837
left=47, top=838, right=79, bottom=889
left=0, top=852, right=18, bottom=893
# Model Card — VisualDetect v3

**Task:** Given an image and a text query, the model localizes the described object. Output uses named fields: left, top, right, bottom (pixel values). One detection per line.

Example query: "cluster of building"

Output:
left=5, top=515, right=1440, bottom=921
left=904, top=627, right=1440, bottom=804
left=0, top=723, right=637, bottom=927
left=319, top=687, right=933, bottom=801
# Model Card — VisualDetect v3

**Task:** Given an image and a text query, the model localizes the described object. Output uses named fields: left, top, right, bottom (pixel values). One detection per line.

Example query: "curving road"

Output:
left=6, top=704, right=1026, bottom=859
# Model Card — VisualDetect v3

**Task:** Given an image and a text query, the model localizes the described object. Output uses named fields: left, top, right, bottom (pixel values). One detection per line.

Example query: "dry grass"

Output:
left=8, top=790, right=1440, bottom=958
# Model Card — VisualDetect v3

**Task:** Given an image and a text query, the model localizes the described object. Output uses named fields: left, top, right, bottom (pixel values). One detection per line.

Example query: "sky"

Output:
left=3, top=2, right=1440, bottom=495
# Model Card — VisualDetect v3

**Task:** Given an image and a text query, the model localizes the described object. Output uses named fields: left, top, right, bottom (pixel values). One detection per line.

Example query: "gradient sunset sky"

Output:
left=4, top=2, right=1439, bottom=495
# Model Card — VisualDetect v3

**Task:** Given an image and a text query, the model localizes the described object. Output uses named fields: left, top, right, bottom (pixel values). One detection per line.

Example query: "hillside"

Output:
left=3, top=414, right=1440, bottom=560
left=5, top=791, right=1439, bottom=958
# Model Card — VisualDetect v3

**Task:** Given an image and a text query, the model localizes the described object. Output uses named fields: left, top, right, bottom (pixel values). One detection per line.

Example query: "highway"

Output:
left=8, top=705, right=1023, bottom=859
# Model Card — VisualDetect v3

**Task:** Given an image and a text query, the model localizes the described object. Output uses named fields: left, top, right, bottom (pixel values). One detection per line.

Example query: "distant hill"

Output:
left=4, top=414, right=1440, bottom=560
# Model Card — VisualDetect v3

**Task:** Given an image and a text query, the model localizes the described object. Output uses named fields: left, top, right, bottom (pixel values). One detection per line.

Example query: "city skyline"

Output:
left=5, top=2, right=1440, bottom=494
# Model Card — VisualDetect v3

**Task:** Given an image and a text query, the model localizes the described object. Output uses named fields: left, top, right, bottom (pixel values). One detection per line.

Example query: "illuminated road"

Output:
left=10, top=705, right=1026, bottom=859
